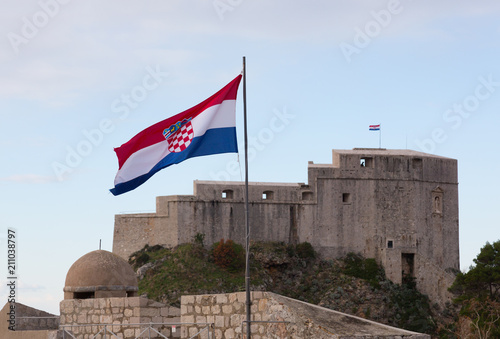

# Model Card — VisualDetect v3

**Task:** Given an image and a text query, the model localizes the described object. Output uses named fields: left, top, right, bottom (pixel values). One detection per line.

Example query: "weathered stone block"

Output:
left=211, top=304, right=221, bottom=314
left=182, top=315, right=194, bottom=324
left=124, top=308, right=133, bottom=317
left=182, top=295, right=195, bottom=304
left=230, top=314, right=244, bottom=327
left=229, top=293, right=237, bottom=303
left=140, top=307, right=159, bottom=317
left=189, top=326, right=199, bottom=337
left=233, top=301, right=243, bottom=312
left=216, top=294, right=228, bottom=304
left=129, top=297, right=148, bottom=308
left=100, top=315, right=112, bottom=324
left=110, top=298, right=125, bottom=308
left=258, top=298, right=268, bottom=312
left=224, top=328, right=235, bottom=338
left=236, top=292, right=246, bottom=303
left=77, top=314, right=87, bottom=324
left=180, top=305, right=187, bottom=315
left=222, top=305, right=232, bottom=314
left=252, top=291, right=263, bottom=299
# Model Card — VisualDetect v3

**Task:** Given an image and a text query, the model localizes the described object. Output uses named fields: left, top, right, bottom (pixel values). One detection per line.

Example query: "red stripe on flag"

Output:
left=114, top=74, right=242, bottom=169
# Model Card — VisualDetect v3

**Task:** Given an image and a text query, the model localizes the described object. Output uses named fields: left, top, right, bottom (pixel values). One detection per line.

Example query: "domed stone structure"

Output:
left=64, top=250, right=138, bottom=299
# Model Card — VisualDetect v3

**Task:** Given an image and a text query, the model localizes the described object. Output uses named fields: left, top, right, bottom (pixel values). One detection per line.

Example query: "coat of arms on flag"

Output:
left=163, top=118, right=194, bottom=153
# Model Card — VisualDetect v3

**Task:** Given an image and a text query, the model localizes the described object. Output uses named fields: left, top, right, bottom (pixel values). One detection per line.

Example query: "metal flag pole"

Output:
left=242, top=56, right=251, bottom=339
left=379, top=125, right=382, bottom=149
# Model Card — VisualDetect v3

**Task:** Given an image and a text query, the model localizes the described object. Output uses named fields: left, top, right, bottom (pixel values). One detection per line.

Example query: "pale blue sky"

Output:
left=1, top=0, right=499, bottom=315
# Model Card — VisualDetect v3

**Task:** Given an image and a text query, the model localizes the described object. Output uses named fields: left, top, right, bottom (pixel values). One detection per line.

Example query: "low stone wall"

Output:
left=0, top=302, right=60, bottom=339
left=180, top=291, right=431, bottom=339
left=60, top=297, right=180, bottom=339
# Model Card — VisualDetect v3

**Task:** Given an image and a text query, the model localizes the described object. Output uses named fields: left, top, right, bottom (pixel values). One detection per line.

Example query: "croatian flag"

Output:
left=110, top=74, right=242, bottom=196
left=369, top=124, right=381, bottom=131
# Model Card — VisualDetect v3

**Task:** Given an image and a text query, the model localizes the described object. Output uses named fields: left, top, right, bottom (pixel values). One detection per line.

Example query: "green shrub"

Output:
left=193, top=233, right=205, bottom=247
left=389, top=277, right=436, bottom=333
left=296, top=242, right=316, bottom=259
left=134, top=252, right=150, bottom=267
left=343, top=252, right=382, bottom=282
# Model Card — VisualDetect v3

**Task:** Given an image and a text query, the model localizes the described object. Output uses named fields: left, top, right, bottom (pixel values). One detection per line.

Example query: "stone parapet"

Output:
left=60, top=297, right=180, bottom=339
left=180, top=291, right=430, bottom=339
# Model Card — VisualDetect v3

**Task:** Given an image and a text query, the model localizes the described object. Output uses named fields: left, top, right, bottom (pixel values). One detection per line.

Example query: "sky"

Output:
left=0, top=0, right=499, bottom=315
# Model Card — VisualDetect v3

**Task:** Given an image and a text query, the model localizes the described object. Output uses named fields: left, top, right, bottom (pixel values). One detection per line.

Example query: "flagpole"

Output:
left=379, top=125, right=382, bottom=149
left=243, top=56, right=251, bottom=339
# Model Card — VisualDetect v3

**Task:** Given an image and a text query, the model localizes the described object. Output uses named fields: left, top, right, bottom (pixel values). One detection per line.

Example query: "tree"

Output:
left=450, top=240, right=500, bottom=301
left=449, top=240, right=500, bottom=338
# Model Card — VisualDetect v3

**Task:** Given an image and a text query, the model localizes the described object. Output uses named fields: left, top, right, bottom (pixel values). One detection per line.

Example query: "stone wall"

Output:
left=60, top=297, right=180, bottom=339
left=0, top=302, right=60, bottom=339
left=180, top=291, right=430, bottom=339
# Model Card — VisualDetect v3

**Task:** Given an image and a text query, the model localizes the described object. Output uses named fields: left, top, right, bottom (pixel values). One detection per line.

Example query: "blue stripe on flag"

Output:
left=110, top=127, right=237, bottom=196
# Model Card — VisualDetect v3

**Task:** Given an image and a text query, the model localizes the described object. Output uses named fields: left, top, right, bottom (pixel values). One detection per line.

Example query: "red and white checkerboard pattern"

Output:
left=167, top=122, right=194, bottom=153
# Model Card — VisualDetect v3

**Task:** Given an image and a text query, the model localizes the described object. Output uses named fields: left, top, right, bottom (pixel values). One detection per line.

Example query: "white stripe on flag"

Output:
left=114, top=100, right=236, bottom=185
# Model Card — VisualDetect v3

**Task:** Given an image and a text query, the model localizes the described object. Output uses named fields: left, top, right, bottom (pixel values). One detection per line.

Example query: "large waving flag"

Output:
left=110, top=74, right=242, bottom=196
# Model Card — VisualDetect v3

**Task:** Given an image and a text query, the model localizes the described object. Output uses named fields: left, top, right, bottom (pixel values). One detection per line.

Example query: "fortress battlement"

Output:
left=113, top=148, right=459, bottom=305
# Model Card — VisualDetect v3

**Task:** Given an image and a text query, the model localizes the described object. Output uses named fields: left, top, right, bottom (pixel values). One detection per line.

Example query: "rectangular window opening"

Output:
left=360, top=157, right=373, bottom=168
left=262, top=191, right=274, bottom=200
left=302, top=191, right=313, bottom=201
left=73, top=292, right=95, bottom=299
left=222, top=190, right=233, bottom=199
left=342, top=193, right=351, bottom=203
left=387, top=240, right=393, bottom=249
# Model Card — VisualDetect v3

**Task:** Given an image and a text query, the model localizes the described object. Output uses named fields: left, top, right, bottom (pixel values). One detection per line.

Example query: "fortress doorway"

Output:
left=401, top=253, right=415, bottom=280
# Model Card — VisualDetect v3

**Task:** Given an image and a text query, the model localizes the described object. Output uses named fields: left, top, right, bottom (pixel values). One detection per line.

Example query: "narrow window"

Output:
left=342, top=193, right=351, bottom=203
left=387, top=240, right=394, bottom=249
left=73, top=291, right=95, bottom=299
left=360, top=157, right=373, bottom=168
left=222, top=190, right=233, bottom=199
left=302, top=191, right=313, bottom=201
left=262, top=191, right=274, bottom=200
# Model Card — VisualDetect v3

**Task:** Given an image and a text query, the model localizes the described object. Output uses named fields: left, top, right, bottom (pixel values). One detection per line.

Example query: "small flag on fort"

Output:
left=110, top=74, right=242, bottom=196
left=369, top=124, right=381, bottom=131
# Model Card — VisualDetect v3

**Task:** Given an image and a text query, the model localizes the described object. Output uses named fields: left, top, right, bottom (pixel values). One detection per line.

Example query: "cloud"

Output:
left=0, top=0, right=499, bottom=106
left=0, top=174, right=59, bottom=184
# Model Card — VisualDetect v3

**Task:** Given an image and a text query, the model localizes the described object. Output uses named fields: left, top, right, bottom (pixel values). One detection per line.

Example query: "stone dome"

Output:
left=64, top=250, right=138, bottom=299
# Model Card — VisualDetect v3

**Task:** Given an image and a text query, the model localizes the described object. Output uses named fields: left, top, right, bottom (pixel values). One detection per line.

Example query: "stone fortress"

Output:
left=1, top=147, right=457, bottom=338
left=114, top=148, right=460, bottom=306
